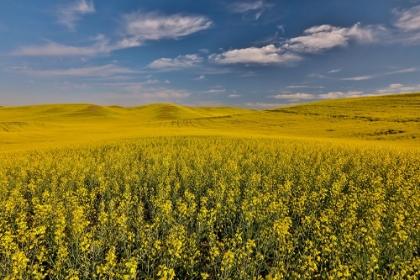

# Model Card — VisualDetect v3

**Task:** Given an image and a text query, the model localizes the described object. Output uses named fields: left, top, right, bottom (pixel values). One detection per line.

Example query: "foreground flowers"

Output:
left=0, top=137, right=419, bottom=279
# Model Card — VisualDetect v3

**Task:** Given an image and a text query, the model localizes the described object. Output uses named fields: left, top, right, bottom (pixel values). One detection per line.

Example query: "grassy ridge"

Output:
left=0, top=103, right=253, bottom=122
left=0, top=103, right=252, bottom=152
left=1, top=92, right=418, bottom=152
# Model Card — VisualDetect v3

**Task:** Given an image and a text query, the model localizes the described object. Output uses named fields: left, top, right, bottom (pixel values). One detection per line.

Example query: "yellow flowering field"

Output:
left=1, top=136, right=419, bottom=279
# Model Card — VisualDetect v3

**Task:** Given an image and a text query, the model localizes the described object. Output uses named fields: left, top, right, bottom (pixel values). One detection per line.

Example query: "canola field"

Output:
left=1, top=138, right=420, bottom=279
left=1, top=93, right=420, bottom=279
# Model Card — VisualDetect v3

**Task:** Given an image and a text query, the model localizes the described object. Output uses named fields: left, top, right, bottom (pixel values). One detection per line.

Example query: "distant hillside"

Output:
left=0, top=93, right=419, bottom=152
left=0, top=103, right=253, bottom=123
left=127, top=103, right=253, bottom=121
left=269, top=92, right=420, bottom=121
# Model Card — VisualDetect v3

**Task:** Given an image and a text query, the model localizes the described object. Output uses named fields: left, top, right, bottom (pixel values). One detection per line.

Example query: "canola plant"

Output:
left=0, top=136, right=419, bottom=279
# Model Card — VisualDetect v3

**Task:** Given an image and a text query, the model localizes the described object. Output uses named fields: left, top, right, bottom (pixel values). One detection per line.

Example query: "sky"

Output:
left=1, top=0, right=420, bottom=108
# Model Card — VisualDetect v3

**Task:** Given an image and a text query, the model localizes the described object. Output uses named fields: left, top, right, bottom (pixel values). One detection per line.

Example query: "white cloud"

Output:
left=390, top=83, right=405, bottom=89
left=11, top=35, right=111, bottom=56
left=271, top=93, right=314, bottom=100
left=394, top=6, right=420, bottom=32
left=376, top=83, right=420, bottom=94
left=195, top=75, right=205, bottom=80
left=19, top=64, right=136, bottom=77
left=285, top=23, right=379, bottom=53
left=328, top=69, right=341, bottom=73
left=386, top=67, right=417, bottom=75
left=319, top=91, right=364, bottom=99
left=121, top=12, right=212, bottom=46
left=148, top=54, right=203, bottom=70
left=341, top=67, right=417, bottom=81
left=116, top=38, right=143, bottom=49
left=58, top=0, right=95, bottom=30
left=206, top=89, right=226, bottom=93
left=13, top=12, right=211, bottom=57
left=229, top=94, right=241, bottom=98
left=209, top=45, right=302, bottom=64
left=392, top=6, right=420, bottom=43
left=209, top=22, right=382, bottom=65
left=341, top=75, right=374, bottom=81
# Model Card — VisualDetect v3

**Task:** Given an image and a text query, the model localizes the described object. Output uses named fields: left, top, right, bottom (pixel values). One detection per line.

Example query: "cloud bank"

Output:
left=285, top=23, right=378, bottom=53
left=210, top=23, right=382, bottom=65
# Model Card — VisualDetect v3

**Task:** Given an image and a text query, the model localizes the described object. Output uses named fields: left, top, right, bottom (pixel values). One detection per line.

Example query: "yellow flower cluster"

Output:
left=0, top=136, right=419, bottom=279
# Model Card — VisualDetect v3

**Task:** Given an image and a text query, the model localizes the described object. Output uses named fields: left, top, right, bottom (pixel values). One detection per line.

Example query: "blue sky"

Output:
left=1, top=0, right=420, bottom=108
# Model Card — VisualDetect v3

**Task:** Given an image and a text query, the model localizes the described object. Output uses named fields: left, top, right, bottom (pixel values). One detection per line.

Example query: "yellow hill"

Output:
left=0, top=93, right=419, bottom=152
left=0, top=103, right=253, bottom=123
left=127, top=103, right=253, bottom=121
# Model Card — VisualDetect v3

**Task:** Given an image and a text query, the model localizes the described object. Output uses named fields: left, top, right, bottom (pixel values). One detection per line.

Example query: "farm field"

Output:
left=1, top=92, right=420, bottom=152
left=0, top=93, right=420, bottom=279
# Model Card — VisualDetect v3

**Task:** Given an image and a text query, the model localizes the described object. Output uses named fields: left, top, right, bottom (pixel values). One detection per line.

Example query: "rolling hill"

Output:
left=0, top=93, right=419, bottom=152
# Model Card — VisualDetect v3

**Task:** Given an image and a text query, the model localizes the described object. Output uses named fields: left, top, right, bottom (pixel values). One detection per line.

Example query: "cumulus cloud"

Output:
left=209, top=45, right=302, bottom=64
left=270, top=93, right=315, bottom=100
left=58, top=0, right=95, bottom=30
left=148, top=54, right=203, bottom=70
left=285, top=23, right=379, bottom=53
left=121, top=12, right=212, bottom=46
left=318, top=91, right=364, bottom=99
left=209, top=22, right=383, bottom=65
